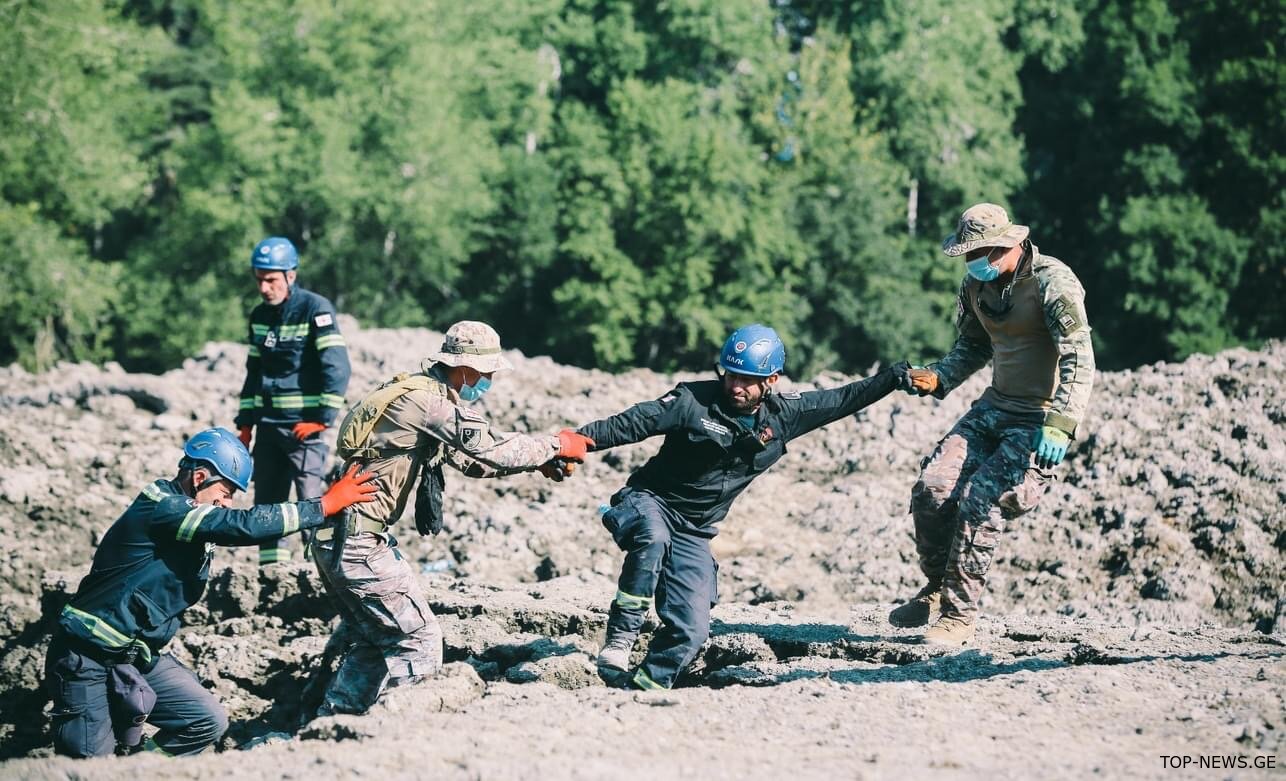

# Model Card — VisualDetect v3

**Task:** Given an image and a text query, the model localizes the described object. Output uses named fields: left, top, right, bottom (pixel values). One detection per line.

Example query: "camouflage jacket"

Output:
left=930, top=243, right=1095, bottom=436
left=344, top=366, right=559, bottom=524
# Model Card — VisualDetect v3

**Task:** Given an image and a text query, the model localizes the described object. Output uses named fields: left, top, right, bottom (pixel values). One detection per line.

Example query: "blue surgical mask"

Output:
left=966, top=250, right=1001, bottom=282
left=458, top=375, right=491, bottom=402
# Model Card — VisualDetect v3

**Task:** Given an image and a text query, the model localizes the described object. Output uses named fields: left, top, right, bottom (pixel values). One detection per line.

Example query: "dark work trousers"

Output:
left=252, top=423, right=328, bottom=565
left=601, top=489, right=718, bottom=689
left=45, top=634, right=228, bottom=758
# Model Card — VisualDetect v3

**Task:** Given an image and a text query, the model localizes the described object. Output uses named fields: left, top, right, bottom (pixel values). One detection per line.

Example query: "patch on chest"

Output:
left=263, top=330, right=278, bottom=349
left=700, top=418, right=730, bottom=436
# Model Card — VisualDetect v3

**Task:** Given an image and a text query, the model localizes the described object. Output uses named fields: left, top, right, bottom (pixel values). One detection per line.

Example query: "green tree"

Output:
left=1017, top=0, right=1283, bottom=366
left=0, top=1, right=169, bottom=369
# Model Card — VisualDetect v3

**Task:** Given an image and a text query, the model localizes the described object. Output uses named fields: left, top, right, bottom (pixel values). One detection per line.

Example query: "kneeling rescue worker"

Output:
left=310, top=320, right=594, bottom=716
left=46, top=428, right=376, bottom=757
left=570, top=325, right=910, bottom=689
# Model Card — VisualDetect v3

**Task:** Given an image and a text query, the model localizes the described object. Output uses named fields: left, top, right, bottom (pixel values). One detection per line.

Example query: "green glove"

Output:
left=1033, top=426, right=1070, bottom=469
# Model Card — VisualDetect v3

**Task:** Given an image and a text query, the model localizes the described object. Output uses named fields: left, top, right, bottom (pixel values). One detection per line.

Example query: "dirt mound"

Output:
left=0, top=321, right=1282, bottom=768
left=5, top=572, right=1284, bottom=778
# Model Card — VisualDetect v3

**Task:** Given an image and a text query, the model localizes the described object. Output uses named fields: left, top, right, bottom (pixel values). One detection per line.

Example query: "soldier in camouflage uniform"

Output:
left=309, top=321, right=593, bottom=715
left=893, top=203, right=1095, bottom=645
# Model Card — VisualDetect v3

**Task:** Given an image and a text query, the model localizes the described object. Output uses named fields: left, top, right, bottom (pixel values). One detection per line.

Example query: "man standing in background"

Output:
left=235, top=236, right=351, bottom=568
left=893, top=203, right=1095, bottom=646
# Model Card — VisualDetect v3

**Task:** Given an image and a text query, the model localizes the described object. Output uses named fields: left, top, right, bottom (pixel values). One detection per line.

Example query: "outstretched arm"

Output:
left=149, top=495, right=325, bottom=546
left=576, top=386, right=690, bottom=450
left=781, top=363, right=906, bottom=439
left=414, top=394, right=560, bottom=473
left=929, top=279, right=993, bottom=398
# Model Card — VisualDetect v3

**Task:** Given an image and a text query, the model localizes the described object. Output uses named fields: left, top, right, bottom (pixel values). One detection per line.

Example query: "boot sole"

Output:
left=920, top=635, right=973, bottom=646
left=889, top=613, right=933, bottom=628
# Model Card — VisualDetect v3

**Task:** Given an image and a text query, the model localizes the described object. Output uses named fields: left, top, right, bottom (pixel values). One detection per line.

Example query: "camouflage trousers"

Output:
left=312, top=531, right=443, bottom=715
left=911, top=401, right=1054, bottom=620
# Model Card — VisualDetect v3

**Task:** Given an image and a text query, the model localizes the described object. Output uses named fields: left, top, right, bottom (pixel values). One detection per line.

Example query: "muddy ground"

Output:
left=0, top=321, right=1281, bottom=778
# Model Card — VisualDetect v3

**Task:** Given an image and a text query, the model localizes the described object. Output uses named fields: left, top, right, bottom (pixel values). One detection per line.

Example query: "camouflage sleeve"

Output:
left=928, top=279, right=993, bottom=397
left=415, top=394, right=559, bottom=474
left=442, top=447, right=527, bottom=479
left=1037, top=263, right=1096, bottom=437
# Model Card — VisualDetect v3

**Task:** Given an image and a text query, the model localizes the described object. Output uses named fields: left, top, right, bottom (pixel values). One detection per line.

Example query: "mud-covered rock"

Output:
left=0, top=325, right=1283, bottom=773
left=298, top=663, right=485, bottom=742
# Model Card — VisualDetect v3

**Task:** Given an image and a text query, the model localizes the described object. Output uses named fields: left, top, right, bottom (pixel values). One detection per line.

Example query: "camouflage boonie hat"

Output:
left=428, top=321, right=513, bottom=373
left=942, top=203, right=1030, bottom=257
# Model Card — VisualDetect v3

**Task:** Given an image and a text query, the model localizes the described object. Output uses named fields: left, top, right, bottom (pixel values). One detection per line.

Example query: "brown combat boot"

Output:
left=921, top=614, right=975, bottom=646
left=888, top=584, right=941, bottom=628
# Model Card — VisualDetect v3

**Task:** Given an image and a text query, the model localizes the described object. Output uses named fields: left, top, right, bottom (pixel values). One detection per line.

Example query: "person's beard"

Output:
left=726, top=391, right=756, bottom=413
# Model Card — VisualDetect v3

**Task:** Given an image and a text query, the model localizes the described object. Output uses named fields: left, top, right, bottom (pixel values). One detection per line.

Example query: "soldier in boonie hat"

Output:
left=427, top=320, right=514, bottom=374
left=313, top=321, right=595, bottom=717
left=889, top=201, right=1096, bottom=648
left=941, top=202, right=1030, bottom=257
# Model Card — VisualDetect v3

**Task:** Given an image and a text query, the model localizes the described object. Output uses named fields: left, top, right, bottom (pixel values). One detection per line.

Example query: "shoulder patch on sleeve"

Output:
left=778, top=390, right=802, bottom=400
left=1048, top=296, right=1082, bottom=336
left=460, top=424, right=483, bottom=449
left=314, top=313, right=334, bottom=328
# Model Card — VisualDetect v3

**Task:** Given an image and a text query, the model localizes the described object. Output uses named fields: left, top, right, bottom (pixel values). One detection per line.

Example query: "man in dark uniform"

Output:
left=234, top=236, right=352, bottom=567
left=45, top=428, right=376, bottom=757
left=572, top=325, right=908, bottom=690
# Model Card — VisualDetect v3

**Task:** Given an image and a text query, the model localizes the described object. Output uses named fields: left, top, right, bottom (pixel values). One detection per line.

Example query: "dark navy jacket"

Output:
left=58, top=479, right=325, bottom=663
left=235, top=285, right=351, bottom=427
left=578, top=365, right=902, bottom=537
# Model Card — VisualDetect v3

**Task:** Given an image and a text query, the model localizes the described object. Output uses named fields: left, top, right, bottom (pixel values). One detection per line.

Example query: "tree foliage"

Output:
left=1, top=0, right=1280, bottom=375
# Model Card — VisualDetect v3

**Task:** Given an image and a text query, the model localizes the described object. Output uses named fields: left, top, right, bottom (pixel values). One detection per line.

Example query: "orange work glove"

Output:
left=238, top=426, right=253, bottom=448
left=556, top=430, right=595, bottom=461
left=292, top=421, right=328, bottom=441
left=907, top=368, right=940, bottom=396
left=538, top=459, right=576, bottom=482
left=320, top=465, right=379, bottom=517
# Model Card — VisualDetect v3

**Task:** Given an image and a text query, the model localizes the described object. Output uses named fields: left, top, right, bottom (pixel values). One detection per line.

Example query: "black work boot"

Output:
left=888, top=583, right=942, bottom=628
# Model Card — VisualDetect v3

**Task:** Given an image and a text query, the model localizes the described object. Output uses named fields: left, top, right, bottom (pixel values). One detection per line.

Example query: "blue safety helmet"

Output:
left=717, top=324, right=786, bottom=377
left=250, top=236, right=299, bottom=271
left=181, top=428, right=253, bottom=492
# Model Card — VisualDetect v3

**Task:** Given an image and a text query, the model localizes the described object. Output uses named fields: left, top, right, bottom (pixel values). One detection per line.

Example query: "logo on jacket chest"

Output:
left=700, top=418, right=731, bottom=436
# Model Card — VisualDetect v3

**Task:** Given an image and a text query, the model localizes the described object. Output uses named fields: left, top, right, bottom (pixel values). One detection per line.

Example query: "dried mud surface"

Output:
left=0, top=321, right=1282, bottom=778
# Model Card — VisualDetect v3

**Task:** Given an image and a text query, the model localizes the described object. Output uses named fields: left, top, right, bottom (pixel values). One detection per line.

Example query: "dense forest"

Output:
left=1, top=0, right=1280, bottom=376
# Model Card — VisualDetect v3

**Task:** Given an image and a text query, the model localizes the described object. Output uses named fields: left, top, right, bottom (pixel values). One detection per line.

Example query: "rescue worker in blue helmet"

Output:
left=45, top=428, right=376, bottom=758
left=561, top=325, right=911, bottom=689
left=234, top=237, right=352, bottom=568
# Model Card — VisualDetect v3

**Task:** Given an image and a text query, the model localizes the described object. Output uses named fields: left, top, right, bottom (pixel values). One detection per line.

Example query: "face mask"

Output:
left=966, top=249, right=1001, bottom=282
left=458, top=375, right=491, bottom=402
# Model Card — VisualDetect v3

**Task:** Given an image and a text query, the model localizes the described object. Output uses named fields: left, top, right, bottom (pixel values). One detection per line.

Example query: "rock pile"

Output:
left=0, top=321, right=1281, bottom=765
